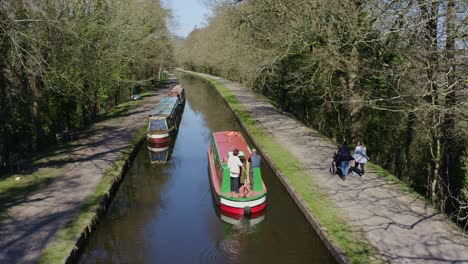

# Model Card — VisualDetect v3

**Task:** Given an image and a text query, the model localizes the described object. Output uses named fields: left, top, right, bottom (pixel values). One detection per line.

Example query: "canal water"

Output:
left=78, top=74, right=336, bottom=264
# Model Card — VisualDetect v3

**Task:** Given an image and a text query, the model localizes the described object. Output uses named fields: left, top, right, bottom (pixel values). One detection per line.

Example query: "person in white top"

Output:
left=227, top=148, right=243, bottom=193
left=353, top=141, right=369, bottom=177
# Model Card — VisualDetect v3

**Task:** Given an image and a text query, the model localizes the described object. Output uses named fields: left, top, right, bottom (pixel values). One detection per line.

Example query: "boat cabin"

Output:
left=147, top=97, right=180, bottom=133
left=168, top=84, right=185, bottom=104
left=210, top=135, right=263, bottom=194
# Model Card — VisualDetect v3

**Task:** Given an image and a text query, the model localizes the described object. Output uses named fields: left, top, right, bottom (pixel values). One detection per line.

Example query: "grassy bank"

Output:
left=180, top=70, right=381, bottom=264
left=0, top=90, right=157, bottom=218
left=39, top=127, right=146, bottom=264
left=36, top=86, right=164, bottom=263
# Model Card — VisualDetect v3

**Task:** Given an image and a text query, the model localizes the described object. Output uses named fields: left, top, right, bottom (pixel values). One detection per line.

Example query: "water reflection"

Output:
left=219, top=211, right=265, bottom=226
left=147, top=135, right=177, bottom=163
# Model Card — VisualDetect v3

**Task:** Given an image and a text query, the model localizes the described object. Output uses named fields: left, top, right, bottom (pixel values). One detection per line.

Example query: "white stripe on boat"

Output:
left=147, top=133, right=170, bottom=139
left=220, top=196, right=266, bottom=208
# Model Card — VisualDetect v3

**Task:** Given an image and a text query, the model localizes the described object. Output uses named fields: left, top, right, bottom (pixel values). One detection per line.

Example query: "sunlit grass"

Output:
left=367, top=163, right=421, bottom=198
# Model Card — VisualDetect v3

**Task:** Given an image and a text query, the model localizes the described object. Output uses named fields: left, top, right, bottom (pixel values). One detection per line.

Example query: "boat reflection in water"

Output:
left=218, top=209, right=265, bottom=226
left=215, top=208, right=266, bottom=263
left=147, top=133, right=178, bottom=164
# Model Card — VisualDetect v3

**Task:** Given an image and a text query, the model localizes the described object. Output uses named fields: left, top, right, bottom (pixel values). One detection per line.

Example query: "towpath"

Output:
left=180, top=70, right=468, bottom=264
left=0, top=88, right=167, bottom=263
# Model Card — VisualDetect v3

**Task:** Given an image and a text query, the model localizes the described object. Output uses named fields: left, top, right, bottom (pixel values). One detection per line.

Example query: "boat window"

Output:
left=149, top=119, right=167, bottom=131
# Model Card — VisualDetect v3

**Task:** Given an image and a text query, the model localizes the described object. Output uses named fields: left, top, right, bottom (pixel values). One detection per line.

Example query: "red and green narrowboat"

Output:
left=208, top=131, right=267, bottom=216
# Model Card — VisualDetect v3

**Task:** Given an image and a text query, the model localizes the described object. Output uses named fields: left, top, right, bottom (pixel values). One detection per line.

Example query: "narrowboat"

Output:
left=208, top=131, right=267, bottom=216
left=168, top=84, right=185, bottom=105
left=147, top=96, right=183, bottom=147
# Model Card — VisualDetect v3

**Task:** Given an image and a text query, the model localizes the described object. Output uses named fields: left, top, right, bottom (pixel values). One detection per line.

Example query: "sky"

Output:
left=163, top=0, right=211, bottom=38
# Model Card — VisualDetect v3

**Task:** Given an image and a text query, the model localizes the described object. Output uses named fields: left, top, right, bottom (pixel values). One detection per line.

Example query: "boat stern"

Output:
left=220, top=195, right=267, bottom=216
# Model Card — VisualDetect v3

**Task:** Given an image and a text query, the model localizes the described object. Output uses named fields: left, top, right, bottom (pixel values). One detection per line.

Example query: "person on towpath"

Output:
left=353, top=141, right=369, bottom=178
left=227, top=148, right=243, bottom=193
left=337, top=142, right=354, bottom=180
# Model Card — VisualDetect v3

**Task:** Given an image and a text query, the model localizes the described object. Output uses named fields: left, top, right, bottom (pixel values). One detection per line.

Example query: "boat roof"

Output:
left=149, top=97, right=178, bottom=117
left=212, top=131, right=251, bottom=162
left=169, top=84, right=184, bottom=96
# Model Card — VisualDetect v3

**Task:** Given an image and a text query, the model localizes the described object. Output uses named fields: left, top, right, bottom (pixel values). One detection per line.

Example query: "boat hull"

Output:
left=208, top=145, right=266, bottom=216
left=220, top=197, right=267, bottom=215
left=147, top=136, right=171, bottom=149
left=147, top=132, right=170, bottom=144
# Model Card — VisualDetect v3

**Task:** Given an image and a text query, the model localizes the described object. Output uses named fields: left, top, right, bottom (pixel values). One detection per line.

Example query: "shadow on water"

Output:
left=78, top=74, right=336, bottom=264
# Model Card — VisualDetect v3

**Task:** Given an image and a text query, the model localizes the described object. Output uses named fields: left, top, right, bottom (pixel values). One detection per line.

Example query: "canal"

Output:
left=78, top=74, right=336, bottom=264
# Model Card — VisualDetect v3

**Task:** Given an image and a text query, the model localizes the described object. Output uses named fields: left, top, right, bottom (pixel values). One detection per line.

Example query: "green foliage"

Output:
left=0, top=0, right=173, bottom=171
left=177, top=0, right=467, bottom=225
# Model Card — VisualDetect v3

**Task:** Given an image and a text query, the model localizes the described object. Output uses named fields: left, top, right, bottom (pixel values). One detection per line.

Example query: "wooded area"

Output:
left=177, top=0, right=467, bottom=227
left=0, top=0, right=173, bottom=171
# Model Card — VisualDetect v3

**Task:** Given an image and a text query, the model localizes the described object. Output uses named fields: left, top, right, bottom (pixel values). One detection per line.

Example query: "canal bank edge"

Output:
left=177, top=69, right=368, bottom=264
left=39, top=127, right=146, bottom=264
left=38, top=127, right=147, bottom=264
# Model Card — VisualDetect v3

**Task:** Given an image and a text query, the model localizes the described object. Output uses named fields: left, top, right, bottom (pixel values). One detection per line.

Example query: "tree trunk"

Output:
left=440, top=0, right=457, bottom=207
left=158, top=62, right=163, bottom=81
left=404, top=112, right=416, bottom=181
left=347, top=46, right=364, bottom=142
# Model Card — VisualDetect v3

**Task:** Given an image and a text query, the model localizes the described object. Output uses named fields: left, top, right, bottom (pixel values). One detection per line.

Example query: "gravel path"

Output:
left=0, top=90, right=165, bottom=264
left=183, top=70, right=468, bottom=264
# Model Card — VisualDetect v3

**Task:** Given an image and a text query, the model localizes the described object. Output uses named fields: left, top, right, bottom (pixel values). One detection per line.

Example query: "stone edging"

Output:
left=64, top=136, right=145, bottom=264
left=180, top=70, right=351, bottom=264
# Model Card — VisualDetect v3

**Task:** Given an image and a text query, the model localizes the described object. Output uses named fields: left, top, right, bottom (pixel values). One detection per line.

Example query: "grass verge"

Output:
left=39, top=127, right=146, bottom=264
left=180, top=70, right=381, bottom=264
left=367, top=163, right=421, bottom=198
left=37, top=86, right=163, bottom=263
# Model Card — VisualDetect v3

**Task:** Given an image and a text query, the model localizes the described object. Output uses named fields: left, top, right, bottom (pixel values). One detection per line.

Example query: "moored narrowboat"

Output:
left=208, top=131, right=267, bottom=216
left=147, top=96, right=183, bottom=146
left=168, top=84, right=185, bottom=105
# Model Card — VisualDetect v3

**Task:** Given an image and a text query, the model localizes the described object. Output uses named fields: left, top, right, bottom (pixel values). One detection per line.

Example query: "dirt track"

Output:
left=183, top=70, right=468, bottom=264
left=0, top=90, right=165, bottom=264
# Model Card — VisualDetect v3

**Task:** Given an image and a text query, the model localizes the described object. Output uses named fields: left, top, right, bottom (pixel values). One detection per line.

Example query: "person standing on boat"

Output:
left=353, top=141, right=369, bottom=178
left=227, top=149, right=243, bottom=193
left=248, top=149, right=261, bottom=189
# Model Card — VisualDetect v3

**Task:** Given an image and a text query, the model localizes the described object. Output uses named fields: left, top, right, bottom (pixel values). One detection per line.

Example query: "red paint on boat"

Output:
left=148, top=136, right=170, bottom=144
left=220, top=204, right=244, bottom=215
left=213, top=131, right=251, bottom=162
left=251, top=203, right=267, bottom=214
